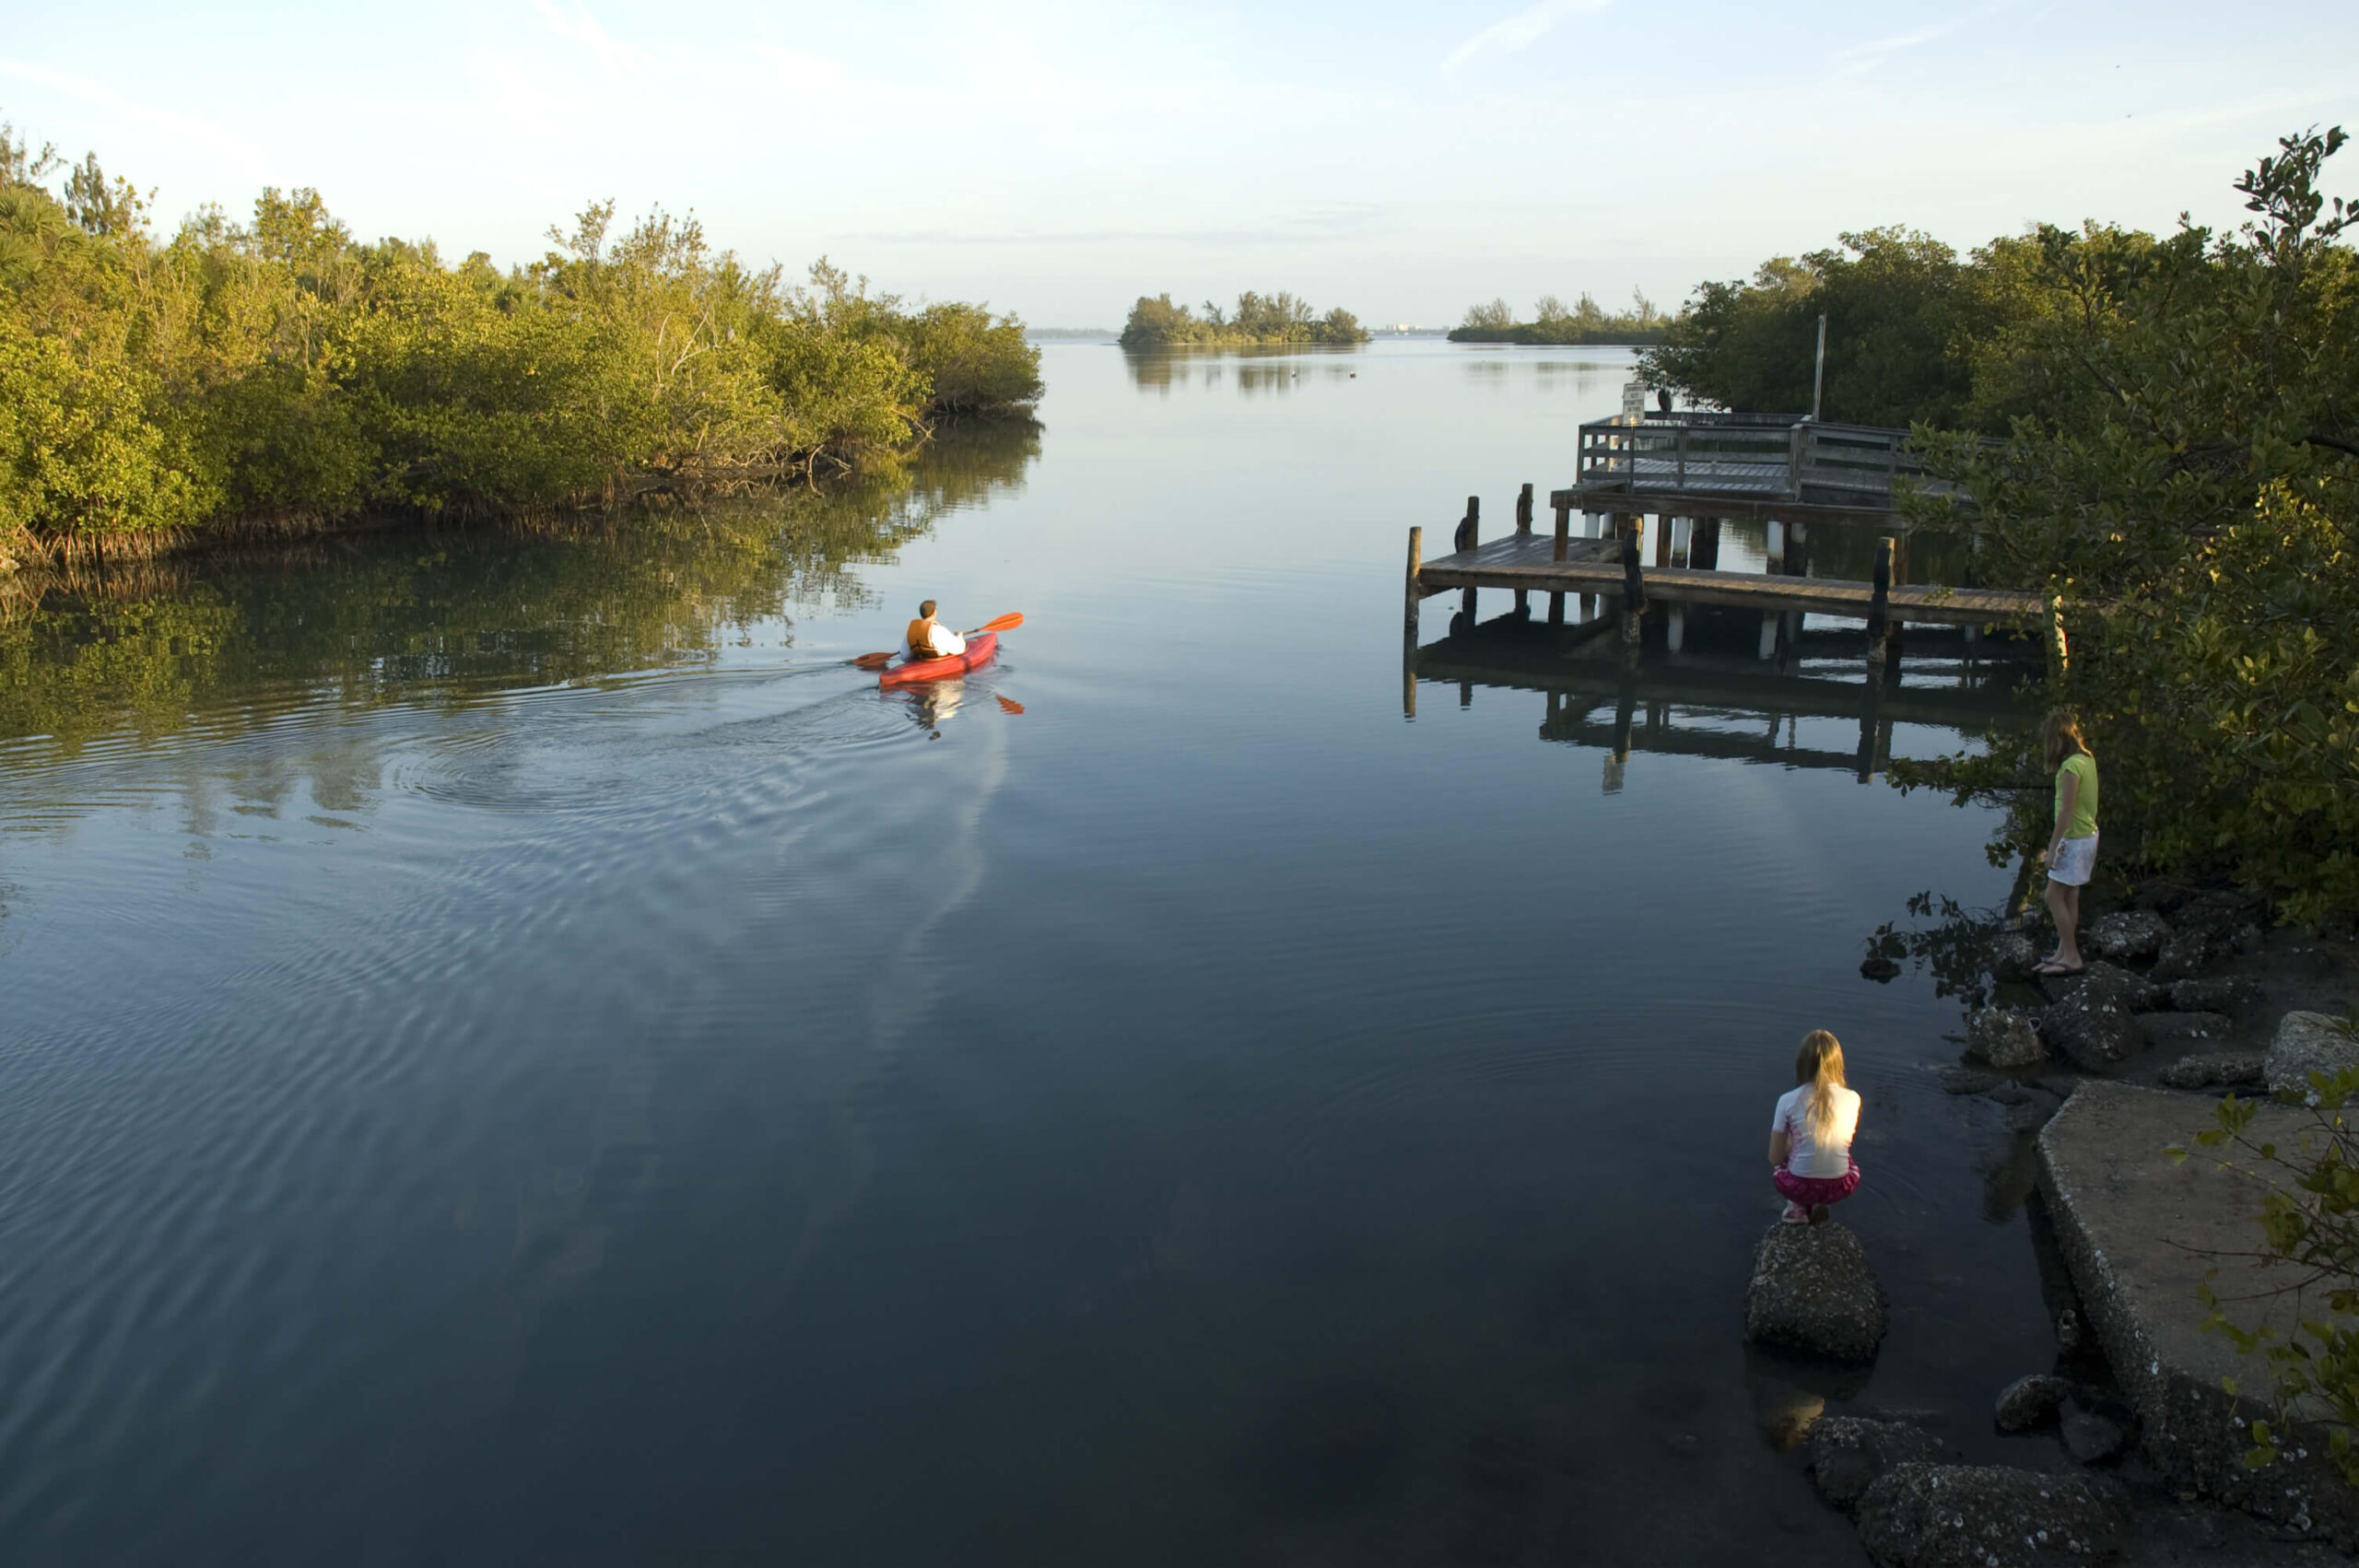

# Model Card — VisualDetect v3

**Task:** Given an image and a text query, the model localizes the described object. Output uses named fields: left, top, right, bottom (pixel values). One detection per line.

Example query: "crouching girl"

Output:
left=1770, top=1030, right=1860, bottom=1224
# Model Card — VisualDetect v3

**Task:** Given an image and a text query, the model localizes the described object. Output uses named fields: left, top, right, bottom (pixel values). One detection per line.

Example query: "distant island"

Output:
left=1120, top=291, right=1369, bottom=349
left=1447, top=291, right=1668, bottom=345
left=1026, top=327, right=1120, bottom=340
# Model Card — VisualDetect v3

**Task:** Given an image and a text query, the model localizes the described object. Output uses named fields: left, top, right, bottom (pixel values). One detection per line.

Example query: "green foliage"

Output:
left=0, top=117, right=1042, bottom=562
left=1894, top=127, right=2359, bottom=919
left=2170, top=1032, right=2359, bottom=1482
left=1118, top=290, right=1369, bottom=349
left=1449, top=289, right=1664, bottom=345
left=1639, top=229, right=2000, bottom=427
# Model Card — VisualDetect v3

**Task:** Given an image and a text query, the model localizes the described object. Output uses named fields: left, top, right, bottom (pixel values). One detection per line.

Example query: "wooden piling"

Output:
left=1515, top=482, right=1533, bottom=533
left=1403, top=525, right=1422, bottom=640
left=1548, top=592, right=1565, bottom=626
left=1620, top=526, right=1645, bottom=643
left=1552, top=496, right=1572, bottom=563
left=1867, top=534, right=1893, bottom=647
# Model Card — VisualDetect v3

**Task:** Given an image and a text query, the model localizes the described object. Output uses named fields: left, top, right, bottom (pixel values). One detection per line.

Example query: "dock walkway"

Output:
left=1409, top=528, right=2040, bottom=630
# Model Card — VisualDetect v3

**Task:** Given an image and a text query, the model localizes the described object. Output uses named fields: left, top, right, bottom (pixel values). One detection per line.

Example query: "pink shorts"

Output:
left=1774, top=1162, right=1860, bottom=1208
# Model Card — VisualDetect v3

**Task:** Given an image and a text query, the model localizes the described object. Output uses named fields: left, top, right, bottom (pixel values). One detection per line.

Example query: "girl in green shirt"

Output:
left=2037, top=711, right=2099, bottom=977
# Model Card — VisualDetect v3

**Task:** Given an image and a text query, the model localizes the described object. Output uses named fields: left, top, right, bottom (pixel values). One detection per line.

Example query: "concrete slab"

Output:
left=2036, top=1082, right=2355, bottom=1540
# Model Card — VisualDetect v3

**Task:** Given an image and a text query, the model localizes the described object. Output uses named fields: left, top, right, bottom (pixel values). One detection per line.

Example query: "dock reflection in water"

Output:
left=1409, top=601, right=2035, bottom=791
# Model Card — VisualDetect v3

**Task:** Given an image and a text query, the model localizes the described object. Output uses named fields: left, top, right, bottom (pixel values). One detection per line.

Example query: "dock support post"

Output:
left=1758, top=613, right=1778, bottom=661
left=1667, top=605, right=1685, bottom=652
left=1461, top=586, right=1478, bottom=622
left=1403, top=526, right=1422, bottom=644
left=1766, top=520, right=1784, bottom=575
left=1690, top=518, right=1720, bottom=570
left=1515, top=482, right=1533, bottom=533
left=1552, top=496, right=1571, bottom=563
left=1867, top=535, right=1892, bottom=648
left=1619, top=525, right=1645, bottom=645
left=1548, top=592, right=1565, bottom=626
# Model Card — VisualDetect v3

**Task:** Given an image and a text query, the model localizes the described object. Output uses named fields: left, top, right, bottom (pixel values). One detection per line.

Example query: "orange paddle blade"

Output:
left=994, top=695, right=1027, bottom=715
left=850, top=650, right=895, bottom=670
left=968, top=612, right=1025, bottom=635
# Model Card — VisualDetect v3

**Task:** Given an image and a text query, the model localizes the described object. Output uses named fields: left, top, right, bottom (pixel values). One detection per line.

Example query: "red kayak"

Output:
left=879, top=631, right=997, bottom=687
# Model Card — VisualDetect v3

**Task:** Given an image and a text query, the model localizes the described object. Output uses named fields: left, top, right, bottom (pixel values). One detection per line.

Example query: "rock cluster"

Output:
left=2156, top=1051, right=2265, bottom=1090
left=1744, top=1222, right=1888, bottom=1363
left=1804, top=1416, right=1951, bottom=1512
left=2037, top=962, right=2158, bottom=1070
left=2265, top=1011, right=2359, bottom=1098
left=1964, top=1007, right=2043, bottom=1070
left=1855, top=1464, right=2130, bottom=1568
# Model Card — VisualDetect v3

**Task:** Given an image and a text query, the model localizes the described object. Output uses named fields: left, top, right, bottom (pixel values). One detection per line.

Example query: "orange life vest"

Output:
left=906, top=617, right=940, bottom=656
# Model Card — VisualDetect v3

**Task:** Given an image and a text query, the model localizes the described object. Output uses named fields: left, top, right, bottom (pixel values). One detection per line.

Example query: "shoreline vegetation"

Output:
left=1632, top=130, right=2357, bottom=924
left=1117, top=291, right=1368, bottom=349
left=1446, top=291, right=1667, bottom=345
left=0, top=116, right=1043, bottom=572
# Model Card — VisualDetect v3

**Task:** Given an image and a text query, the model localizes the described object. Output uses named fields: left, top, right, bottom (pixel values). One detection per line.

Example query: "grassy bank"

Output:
left=0, top=118, right=1041, bottom=570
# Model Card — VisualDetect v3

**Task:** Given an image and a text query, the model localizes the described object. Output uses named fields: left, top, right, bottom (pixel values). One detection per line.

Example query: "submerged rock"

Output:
left=2138, top=1011, right=2234, bottom=1050
left=1993, top=1374, right=2071, bottom=1432
left=1805, top=1416, right=1949, bottom=1513
left=2165, top=975, right=2260, bottom=1014
left=2084, top=908, right=2170, bottom=965
left=1937, top=1065, right=2002, bottom=1095
left=1855, top=1463, right=2129, bottom=1567
left=2038, top=963, right=2157, bottom=1071
left=2156, top=1051, right=2265, bottom=1091
left=2265, top=1011, right=2359, bottom=1098
left=1965, top=1008, right=2044, bottom=1070
left=1744, top=1222, right=1889, bottom=1364
left=2058, top=1398, right=2130, bottom=1466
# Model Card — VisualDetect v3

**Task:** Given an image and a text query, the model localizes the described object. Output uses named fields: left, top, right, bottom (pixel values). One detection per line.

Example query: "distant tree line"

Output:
left=0, top=116, right=1042, bottom=568
left=1449, top=290, right=1666, bottom=345
left=1119, top=291, right=1368, bottom=348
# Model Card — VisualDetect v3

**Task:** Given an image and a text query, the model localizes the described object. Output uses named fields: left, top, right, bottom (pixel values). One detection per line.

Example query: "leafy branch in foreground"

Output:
left=2167, top=1022, right=2359, bottom=1481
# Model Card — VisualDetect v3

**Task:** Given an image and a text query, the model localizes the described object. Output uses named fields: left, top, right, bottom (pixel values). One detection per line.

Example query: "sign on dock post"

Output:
left=1620, top=381, right=1645, bottom=426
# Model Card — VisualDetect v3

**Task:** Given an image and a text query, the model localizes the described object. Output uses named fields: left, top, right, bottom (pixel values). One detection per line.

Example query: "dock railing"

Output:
left=1576, top=412, right=1971, bottom=512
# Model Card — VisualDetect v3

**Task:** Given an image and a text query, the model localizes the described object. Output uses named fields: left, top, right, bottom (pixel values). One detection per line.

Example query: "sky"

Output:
left=2, top=0, right=2353, bottom=327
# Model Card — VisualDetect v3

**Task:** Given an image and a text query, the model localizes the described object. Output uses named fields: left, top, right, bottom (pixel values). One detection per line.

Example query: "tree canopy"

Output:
left=1449, top=290, right=1664, bottom=345
left=0, top=117, right=1042, bottom=568
left=1118, top=291, right=1367, bottom=348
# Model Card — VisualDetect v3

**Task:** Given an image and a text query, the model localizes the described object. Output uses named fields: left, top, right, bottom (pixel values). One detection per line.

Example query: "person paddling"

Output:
left=900, top=600, right=967, bottom=663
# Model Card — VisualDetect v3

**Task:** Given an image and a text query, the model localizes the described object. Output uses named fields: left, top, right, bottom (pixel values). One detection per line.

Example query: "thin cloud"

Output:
left=0, top=57, right=271, bottom=183
left=1442, top=0, right=1612, bottom=78
left=1829, top=23, right=1957, bottom=77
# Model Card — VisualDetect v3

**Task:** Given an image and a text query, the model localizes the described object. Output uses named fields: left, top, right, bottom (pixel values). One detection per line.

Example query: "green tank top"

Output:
left=2056, top=752, right=2098, bottom=838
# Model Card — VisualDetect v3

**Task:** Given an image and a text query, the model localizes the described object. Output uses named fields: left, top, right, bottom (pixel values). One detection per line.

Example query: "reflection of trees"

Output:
left=0, top=420, right=1042, bottom=758
left=1121, top=343, right=1365, bottom=393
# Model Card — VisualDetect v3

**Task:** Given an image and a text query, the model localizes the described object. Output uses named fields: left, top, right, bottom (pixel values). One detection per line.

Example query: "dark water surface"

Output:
left=1, top=343, right=2060, bottom=1565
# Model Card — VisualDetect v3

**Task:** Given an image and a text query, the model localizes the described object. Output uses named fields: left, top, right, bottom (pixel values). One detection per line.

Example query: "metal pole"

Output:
left=1811, top=312, right=1827, bottom=422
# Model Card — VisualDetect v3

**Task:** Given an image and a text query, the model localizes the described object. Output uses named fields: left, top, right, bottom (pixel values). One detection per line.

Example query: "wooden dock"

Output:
left=1409, top=527, right=2041, bottom=628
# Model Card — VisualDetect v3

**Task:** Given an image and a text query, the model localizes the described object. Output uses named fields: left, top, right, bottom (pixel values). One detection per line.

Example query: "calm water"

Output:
left=1, top=342, right=2061, bottom=1565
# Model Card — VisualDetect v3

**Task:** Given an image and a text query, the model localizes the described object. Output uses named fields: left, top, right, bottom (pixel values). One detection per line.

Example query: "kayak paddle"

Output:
left=851, top=612, right=1025, bottom=670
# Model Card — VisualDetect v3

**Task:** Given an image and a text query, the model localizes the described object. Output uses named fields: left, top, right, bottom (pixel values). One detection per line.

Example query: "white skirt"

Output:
left=2048, top=832, right=2099, bottom=887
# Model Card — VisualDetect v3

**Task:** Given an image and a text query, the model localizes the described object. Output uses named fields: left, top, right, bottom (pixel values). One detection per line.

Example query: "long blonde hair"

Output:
left=1794, top=1030, right=1848, bottom=1138
left=2042, top=710, right=2092, bottom=773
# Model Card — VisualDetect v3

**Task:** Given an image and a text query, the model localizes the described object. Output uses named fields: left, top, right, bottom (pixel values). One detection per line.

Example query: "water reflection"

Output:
left=0, top=420, right=1041, bottom=768
left=1410, top=604, right=2033, bottom=790
left=1122, top=344, right=1366, bottom=394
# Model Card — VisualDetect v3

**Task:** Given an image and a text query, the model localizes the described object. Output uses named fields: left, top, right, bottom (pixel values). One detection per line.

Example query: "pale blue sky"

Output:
left=3, top=0, right=2351, bottom=326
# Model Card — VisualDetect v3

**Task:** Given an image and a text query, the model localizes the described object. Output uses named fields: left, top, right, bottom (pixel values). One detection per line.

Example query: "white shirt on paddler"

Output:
left=900, top=624, right=968, bottom=661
